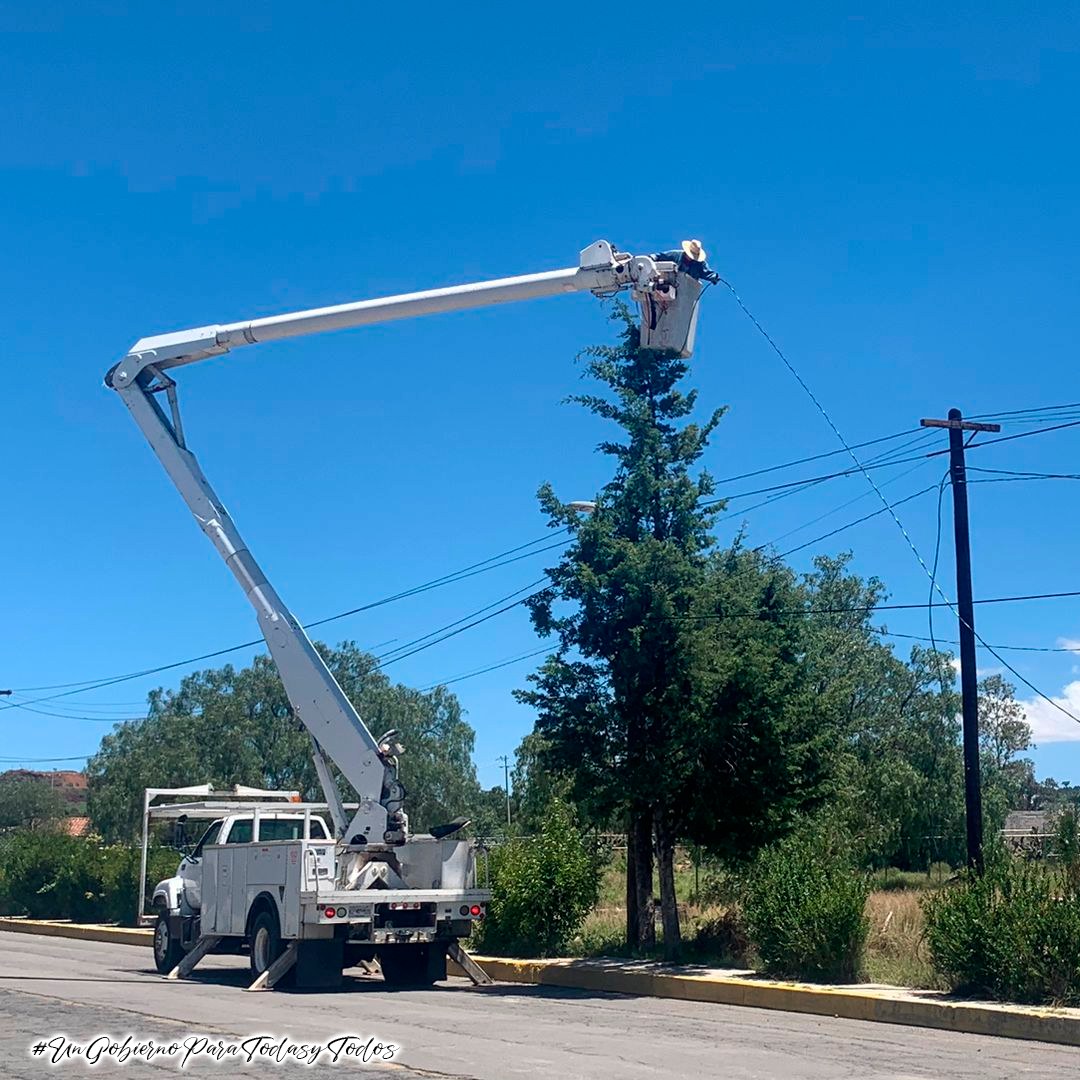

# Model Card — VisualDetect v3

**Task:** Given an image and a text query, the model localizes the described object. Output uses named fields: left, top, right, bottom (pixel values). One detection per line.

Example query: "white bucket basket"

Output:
left=638, top=272, right=702, bottom=358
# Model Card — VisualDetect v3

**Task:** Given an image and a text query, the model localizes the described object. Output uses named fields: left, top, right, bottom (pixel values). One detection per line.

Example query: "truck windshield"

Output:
left=259, top=818, right=327, bottom=841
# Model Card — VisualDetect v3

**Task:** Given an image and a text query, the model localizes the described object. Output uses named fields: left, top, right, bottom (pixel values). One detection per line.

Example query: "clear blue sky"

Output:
left=3, top=6, right=1080, bottom=790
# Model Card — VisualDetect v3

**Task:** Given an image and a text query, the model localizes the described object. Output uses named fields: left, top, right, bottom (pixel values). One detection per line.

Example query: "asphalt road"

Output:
left=0, top=932, right=1075, bottom=1079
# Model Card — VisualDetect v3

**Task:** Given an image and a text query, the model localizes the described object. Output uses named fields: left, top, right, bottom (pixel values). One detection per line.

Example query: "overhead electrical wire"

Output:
left=0, top=755, right=93, bottom=763
left=719, top=279, right=1080, bottom=727
left=420, top=646, right=551, bottom=692
left=874, top=629, right=1080, bottom=654
left=770, top=482, right=940, bottom=560
left=7, top=375, right=1080, bottom=727
left=2, top=531, right=571, bottom=708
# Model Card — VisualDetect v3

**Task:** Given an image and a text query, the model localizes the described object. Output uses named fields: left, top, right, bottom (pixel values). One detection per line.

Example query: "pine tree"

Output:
left=516, top=307, right=723, bottom=954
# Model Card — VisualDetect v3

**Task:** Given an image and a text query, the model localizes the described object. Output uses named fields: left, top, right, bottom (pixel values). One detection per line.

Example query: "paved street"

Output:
left=0, top=931, right=1075, bottom=1079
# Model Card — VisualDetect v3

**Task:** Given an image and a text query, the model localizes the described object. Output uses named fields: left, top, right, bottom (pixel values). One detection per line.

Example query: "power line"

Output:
left=769, top=482, right=940, bottom=560
left=929, top=419, right=1080, bottom=455
left=2, top=531, right=570, bottom=708
left=967, top=467, right=1080, bottom=482
left=420, top=647, right=551, bottom=691
left=374, top=586, right=547, bottom=670
left=719, top=282, right=1080, bottom=730
left=970, top=399, right=1080, bottom=422
left=707, top=453, right=934, bottom=506
left=680, top=588, right=1080, bottom=620
left=1, top=579, right=545, bottom=722
left=373, top=580, right=546, bottom=667
left=875, top=629, right=1080, bottom=654
left=0, top=755, right=92, bottom=763
left=711, top=425, right=924, bottom=486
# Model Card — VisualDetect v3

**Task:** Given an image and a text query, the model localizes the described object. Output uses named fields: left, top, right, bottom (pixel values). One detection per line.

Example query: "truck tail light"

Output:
left=324, top=907, right=334, bottom=918
left=335, top=907, right=347, bottom=918
left=470, top=905, right=482, bottom=917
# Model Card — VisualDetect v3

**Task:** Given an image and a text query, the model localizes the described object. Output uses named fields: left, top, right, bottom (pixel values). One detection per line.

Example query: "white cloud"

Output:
left=1021, top=680, right=1080, bottom=744
left=1056, top=638, right=1080, bottom=654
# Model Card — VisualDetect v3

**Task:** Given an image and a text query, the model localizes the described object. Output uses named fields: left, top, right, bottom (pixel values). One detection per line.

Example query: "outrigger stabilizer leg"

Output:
left=448, top=942, right=493, bottom=986
left=165, top=935, right=223, bottom=981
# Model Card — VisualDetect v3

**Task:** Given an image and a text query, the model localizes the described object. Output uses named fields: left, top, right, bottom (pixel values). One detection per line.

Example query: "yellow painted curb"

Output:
left=464, top=956, right=1080, bottom=1049
left=0, top=917, right=151, bottom=948
left=4, top=920, right=1077, bottom=1046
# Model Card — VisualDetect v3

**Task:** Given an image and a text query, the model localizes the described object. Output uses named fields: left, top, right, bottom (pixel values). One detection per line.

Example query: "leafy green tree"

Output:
left=978, top=673, right=1035, bottom=833
left=799, top=555, right=966, bottom=870
left=0, top=777, right=66, bottom=831
left=86, top=643, right=484, bottom=840
left=509, top=732, right=574, bottom=835
left=476, top=799, right=600, bottom=957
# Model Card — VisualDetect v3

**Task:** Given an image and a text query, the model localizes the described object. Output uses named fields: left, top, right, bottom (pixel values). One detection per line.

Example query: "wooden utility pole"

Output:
left=921, top=409, right=1001, bottom=871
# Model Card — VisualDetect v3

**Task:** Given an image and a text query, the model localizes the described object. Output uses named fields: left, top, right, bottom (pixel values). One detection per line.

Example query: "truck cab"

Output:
left=152, top=809, right=332, bottom=971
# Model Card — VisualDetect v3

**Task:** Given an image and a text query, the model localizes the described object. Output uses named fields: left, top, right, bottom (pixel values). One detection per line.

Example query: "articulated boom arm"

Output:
left=106, top=240, right=709, bottom=849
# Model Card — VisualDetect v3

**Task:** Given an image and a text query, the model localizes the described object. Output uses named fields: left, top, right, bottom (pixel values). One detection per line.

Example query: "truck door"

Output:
left=180, top=819, right=223, bottom=912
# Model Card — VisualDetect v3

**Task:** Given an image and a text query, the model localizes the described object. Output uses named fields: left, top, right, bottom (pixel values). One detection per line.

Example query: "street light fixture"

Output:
left=567, top=501, right=597, bottom=514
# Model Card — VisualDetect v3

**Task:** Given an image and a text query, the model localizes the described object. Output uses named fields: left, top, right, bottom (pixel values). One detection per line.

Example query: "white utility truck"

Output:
left=110, top=239, right=713, bottom=990
left=140, top=786, right=485, bottom=988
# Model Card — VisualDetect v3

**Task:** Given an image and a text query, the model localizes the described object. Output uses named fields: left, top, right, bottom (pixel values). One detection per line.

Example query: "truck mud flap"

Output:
left=294, top=938, right=344, bottom=989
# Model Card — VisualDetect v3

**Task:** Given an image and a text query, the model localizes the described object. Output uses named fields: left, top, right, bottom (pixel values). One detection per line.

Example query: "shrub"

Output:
left=1054, top=808, right=1080, bottom=894
left=686, top=905, right=751, bottom=966
left=0, top=829, right=177, bottom=926
left=476, top=799, right=600, bottom=958
left=741, top=828, right=869, bottom=982
left=923, top=853, right=1080, bottom=1005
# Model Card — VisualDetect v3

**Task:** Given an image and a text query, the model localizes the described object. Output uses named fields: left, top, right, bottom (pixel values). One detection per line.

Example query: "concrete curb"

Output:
left=470, top=956, right=1080, bottom=1048
left=0, top=917, right=151, bottom=948
left=4, top=918, right=1078, bottom=1047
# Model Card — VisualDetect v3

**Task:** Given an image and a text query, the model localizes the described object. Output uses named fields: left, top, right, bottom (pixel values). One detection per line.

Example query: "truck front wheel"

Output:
left=153, top=914, right=184, bottom=975
left=249, top=910, right=284, bottom=978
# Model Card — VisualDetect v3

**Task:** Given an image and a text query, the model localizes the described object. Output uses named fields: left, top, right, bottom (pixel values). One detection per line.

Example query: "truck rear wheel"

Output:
left=249, top=910, right=284, bottom=978
left=379, top=944, right=445, bottom=987
left=152, top=914, right=184, bottom=975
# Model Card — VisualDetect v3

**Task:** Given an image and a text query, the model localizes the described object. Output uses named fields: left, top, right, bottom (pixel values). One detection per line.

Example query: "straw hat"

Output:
left=681, top=238, right=707, bottom=262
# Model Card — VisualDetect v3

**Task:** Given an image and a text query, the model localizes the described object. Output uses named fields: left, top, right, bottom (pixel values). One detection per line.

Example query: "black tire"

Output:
left=152, top=913, right=184, bottom=975
left=248, top=909, right=284, bottom=978
left=379, top=944, right=441, bottom=987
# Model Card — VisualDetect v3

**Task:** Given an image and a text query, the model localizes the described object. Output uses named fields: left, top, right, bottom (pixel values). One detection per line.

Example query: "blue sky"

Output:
left=3, top=6, right=1080, bottom=789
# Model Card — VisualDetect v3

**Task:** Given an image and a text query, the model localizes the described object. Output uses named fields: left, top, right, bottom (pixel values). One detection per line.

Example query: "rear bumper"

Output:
left=302, top=888, right=490, bottom=945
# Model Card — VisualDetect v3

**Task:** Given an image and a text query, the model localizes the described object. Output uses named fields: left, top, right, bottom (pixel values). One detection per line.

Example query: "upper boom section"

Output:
left=107, top=240, right=711, bottom=389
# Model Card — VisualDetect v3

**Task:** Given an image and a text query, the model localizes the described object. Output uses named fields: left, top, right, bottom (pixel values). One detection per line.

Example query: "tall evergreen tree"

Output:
left=518, top=309, right=836, bottom=953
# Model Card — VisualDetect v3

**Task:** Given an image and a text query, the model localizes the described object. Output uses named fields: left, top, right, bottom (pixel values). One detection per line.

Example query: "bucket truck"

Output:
left=108, top=238, right=713, bottom=990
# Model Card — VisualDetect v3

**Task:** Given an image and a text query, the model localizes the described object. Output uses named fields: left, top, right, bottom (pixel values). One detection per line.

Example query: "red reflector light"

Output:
left=324, top=908, right=334, bottom=917
left=470, top=905, right=482, bottom=917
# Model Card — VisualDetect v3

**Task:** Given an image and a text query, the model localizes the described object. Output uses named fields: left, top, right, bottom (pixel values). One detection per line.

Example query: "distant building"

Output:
left=1001, top=809, right=1060, bottom=853
left=0, top=769, right=88, bottom=810
left=58, top=816, right=93, bottom=838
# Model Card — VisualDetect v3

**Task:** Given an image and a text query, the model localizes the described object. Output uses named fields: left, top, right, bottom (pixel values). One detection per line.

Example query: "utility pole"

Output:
left=497, top=755, right=511, bottom=828
left=921, top=409, right=1001, bottom=872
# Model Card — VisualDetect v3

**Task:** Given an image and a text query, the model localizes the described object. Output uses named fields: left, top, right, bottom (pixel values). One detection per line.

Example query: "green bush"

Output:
left=741, top=829, right=869, bottom=982
left=0, top=829, right=177, bottom=926
left=476, top=800, right=600, bottom=958
left=923, top=853, right=1080, bottom=1005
